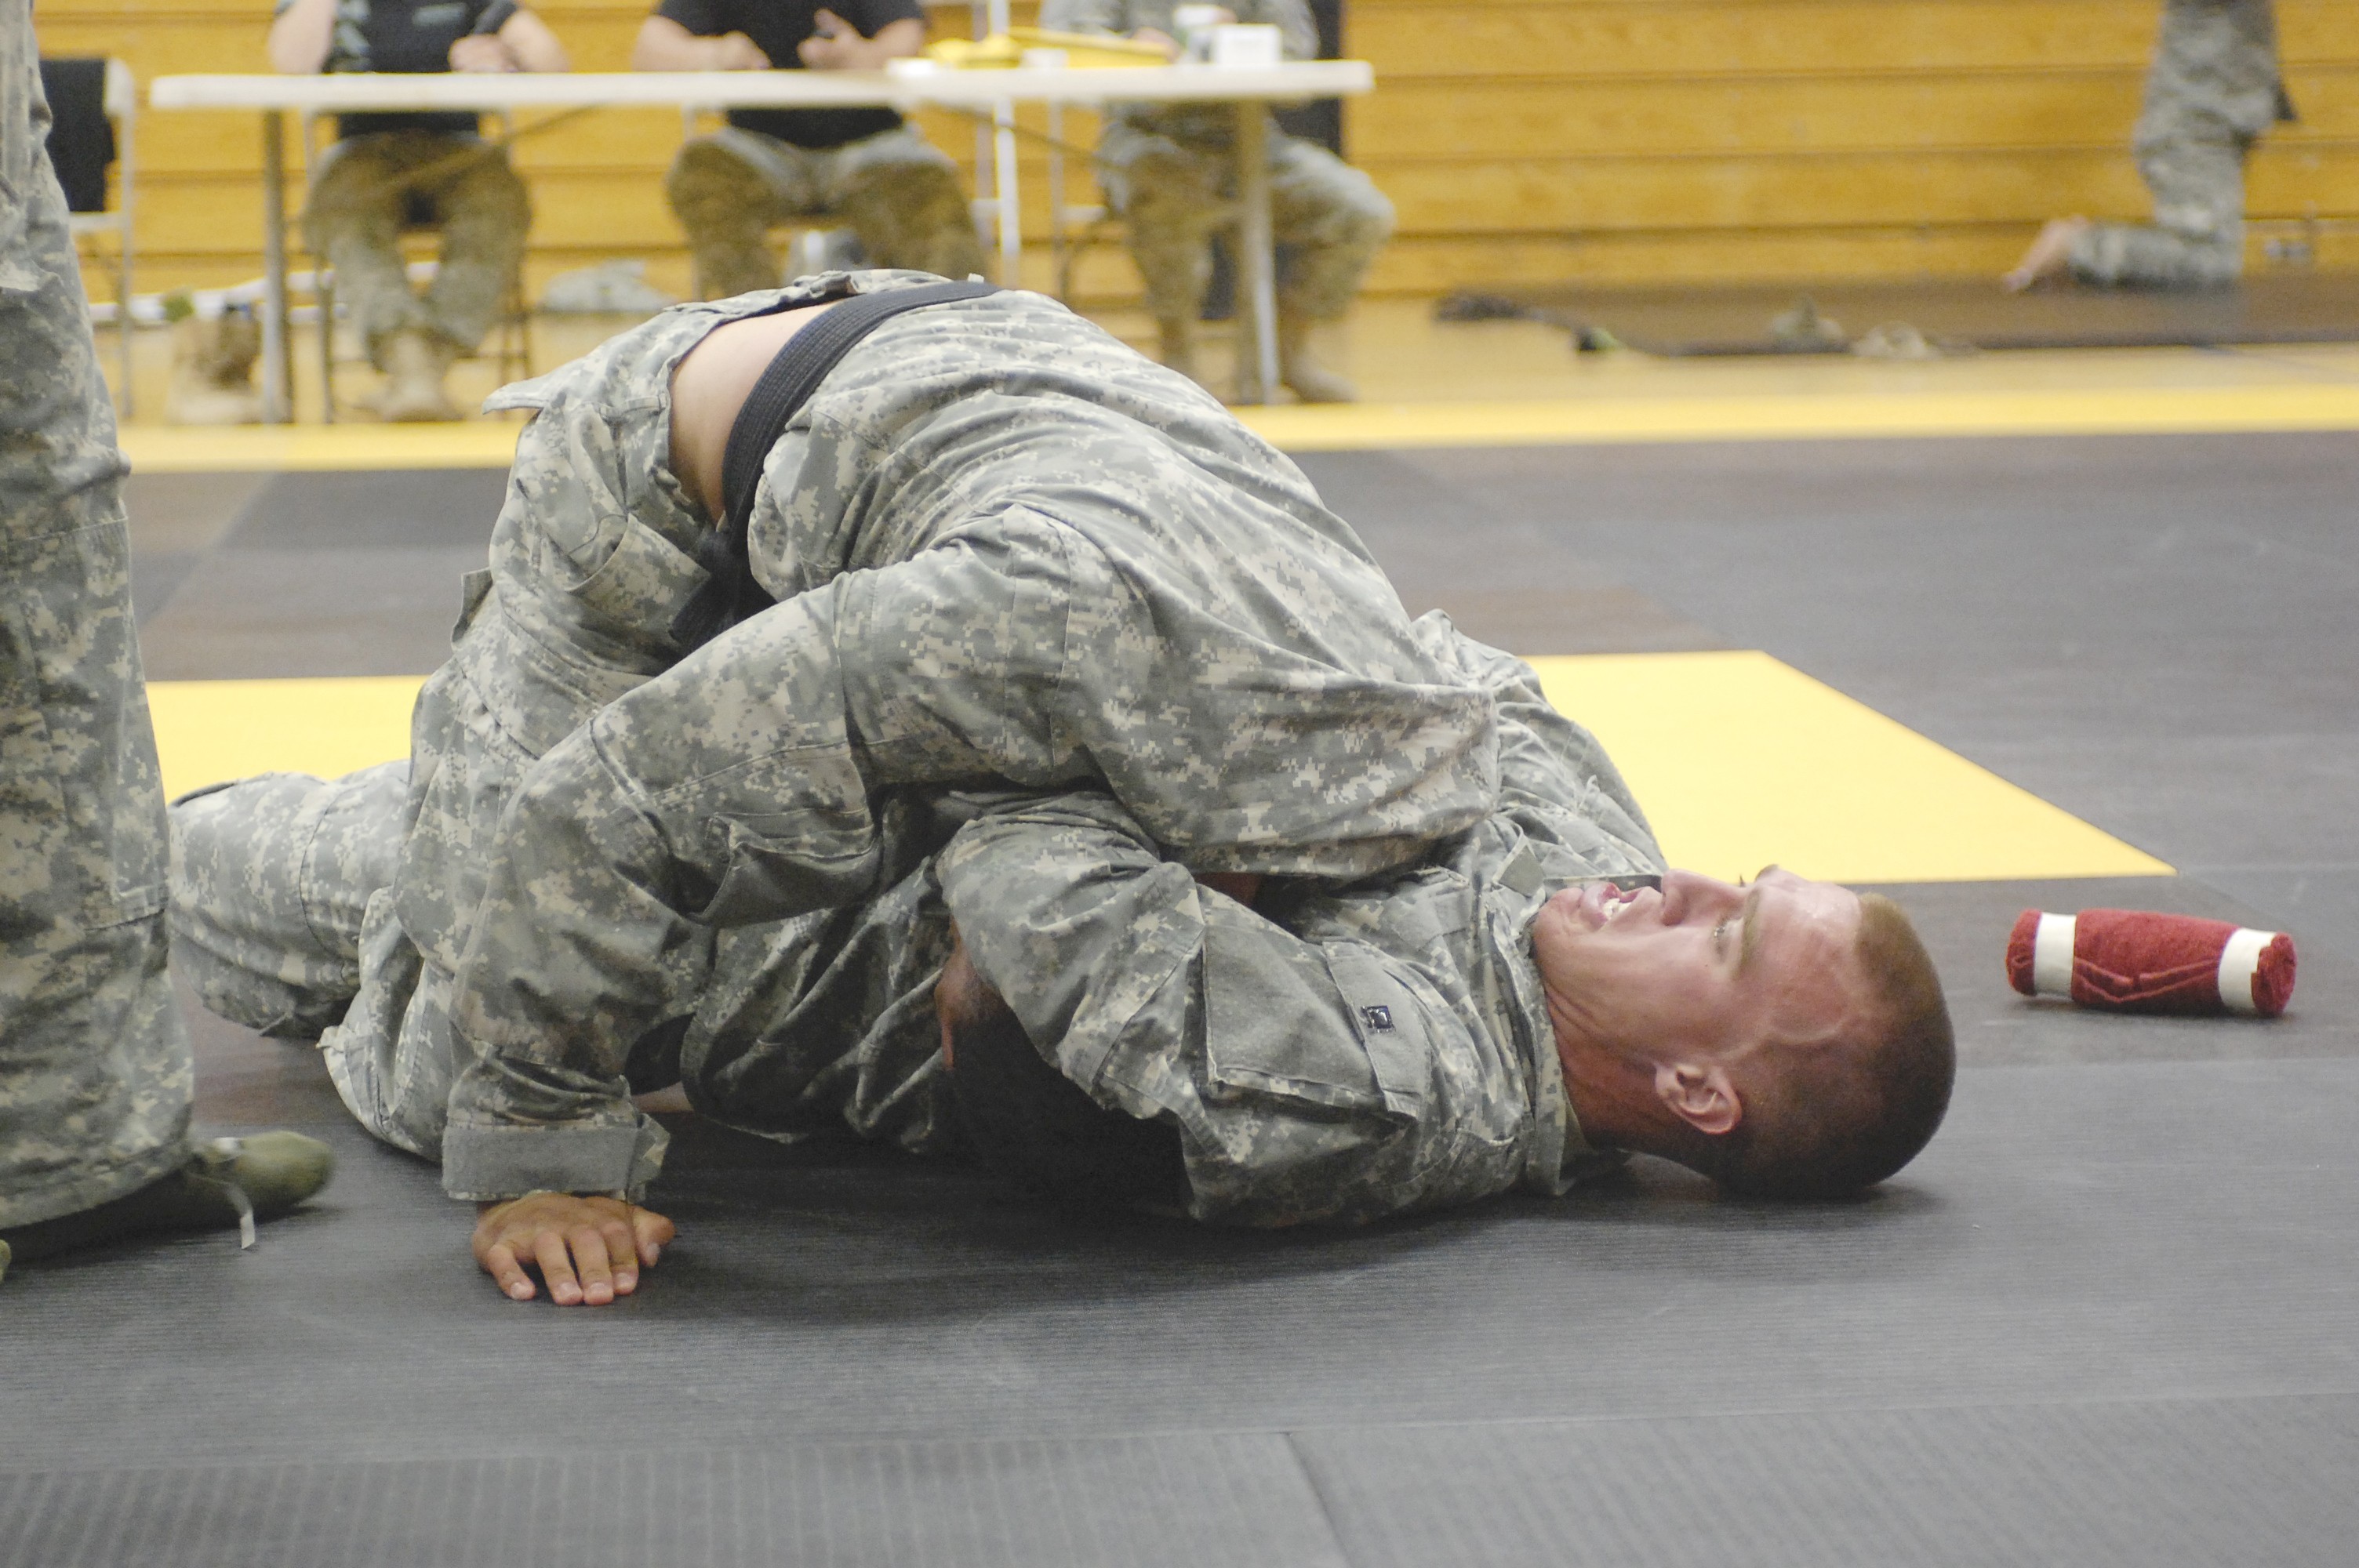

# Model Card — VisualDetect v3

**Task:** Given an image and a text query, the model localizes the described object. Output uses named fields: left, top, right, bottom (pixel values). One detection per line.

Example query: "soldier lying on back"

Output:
left=170, top=276, right=1954, bottom=1305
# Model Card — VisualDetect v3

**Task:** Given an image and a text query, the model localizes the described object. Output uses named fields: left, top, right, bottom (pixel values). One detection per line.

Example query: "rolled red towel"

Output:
left=2006, top=909, right=2295, bottom=1018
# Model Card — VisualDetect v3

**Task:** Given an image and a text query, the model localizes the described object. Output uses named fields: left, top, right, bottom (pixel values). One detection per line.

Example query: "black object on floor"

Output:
left=1440, top=271, right=2359, bottom=355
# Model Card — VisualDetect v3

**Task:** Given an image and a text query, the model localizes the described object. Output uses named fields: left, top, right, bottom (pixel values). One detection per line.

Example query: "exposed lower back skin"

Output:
left=667, top=299, right=849, bottom=518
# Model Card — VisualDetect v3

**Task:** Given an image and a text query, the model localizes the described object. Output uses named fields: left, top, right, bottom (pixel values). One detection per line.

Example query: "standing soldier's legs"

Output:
left=821, top=127, right=987, bottom=282
left=1100, top=125, right=1229, bottom=384
left=2070, top=132, right=2248, bottom=288
left=666, top=129, right=812, bottom=300
left=1267, top=135, right=1392, bottom=403
left=0, top=0, right=329, bottom=1269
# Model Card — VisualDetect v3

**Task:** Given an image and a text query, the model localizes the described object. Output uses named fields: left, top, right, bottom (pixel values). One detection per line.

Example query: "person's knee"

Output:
left=667, top=135, right=780, bottom=230
left=442, top=151, right=531, bottom=230
left=306, top=146, right=400, bottom=222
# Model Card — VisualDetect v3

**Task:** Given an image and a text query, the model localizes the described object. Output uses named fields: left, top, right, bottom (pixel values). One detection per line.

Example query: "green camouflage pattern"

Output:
left=305, top=131, right=531, bottom=362
left=1040, top=0, right=1391, bottom=324
left=0, top=0, right=195, bottom=1228
left=2071, top=0, right=2284, bottom=288
left=666, top=125, right=987, bottom=300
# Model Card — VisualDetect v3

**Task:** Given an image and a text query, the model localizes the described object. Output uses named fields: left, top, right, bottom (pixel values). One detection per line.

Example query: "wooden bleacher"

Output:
left=35, top=0, right=2359, bottom=307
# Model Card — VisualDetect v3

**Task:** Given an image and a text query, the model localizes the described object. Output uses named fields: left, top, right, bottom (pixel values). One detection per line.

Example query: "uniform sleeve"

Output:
left=437, top=583, right=885, bottom=1202
left=936, top=791, right=1536, bottom=1226
left=437, top=528, right=1078, bottom=1201
left=656, top=0, right=725, bottom=39
left=1415, top=614, right=1664, bottom=877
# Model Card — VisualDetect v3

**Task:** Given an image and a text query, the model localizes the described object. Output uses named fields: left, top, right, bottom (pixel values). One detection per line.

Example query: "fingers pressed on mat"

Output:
left=533, top=1229, right=583, bottom=1305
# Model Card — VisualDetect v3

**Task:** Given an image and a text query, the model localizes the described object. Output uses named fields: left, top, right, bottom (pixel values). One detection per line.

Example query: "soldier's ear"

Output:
left=1654, top=1062, right=1739, bottom=1136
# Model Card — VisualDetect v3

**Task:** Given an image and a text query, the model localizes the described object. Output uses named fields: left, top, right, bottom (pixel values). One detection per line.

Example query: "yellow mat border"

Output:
left=147, top=652, right=2172, bottom=887
left=117, top=381, right=2359, bottom=471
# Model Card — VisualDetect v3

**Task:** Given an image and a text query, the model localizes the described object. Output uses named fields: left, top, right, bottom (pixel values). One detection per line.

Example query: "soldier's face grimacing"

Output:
left=1531, top=867, right=1870, bottom=1065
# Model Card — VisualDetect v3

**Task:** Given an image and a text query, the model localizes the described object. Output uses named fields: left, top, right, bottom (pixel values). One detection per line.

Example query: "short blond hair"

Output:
left=1714, top=892, right=1955, bottom=1198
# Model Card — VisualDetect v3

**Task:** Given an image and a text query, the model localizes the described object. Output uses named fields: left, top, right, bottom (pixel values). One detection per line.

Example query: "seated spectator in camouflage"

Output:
left=2, top=0, right=332, bottom=1284
left=1037, top=0, right=1390, bottom=402
left=2005, top=0, right=2291, bottom=292
left=635, top=0, right=984, bottom=297
left=268, top=0, right=570, bottom=422
left=167, top=274, right=1953, bottom=1308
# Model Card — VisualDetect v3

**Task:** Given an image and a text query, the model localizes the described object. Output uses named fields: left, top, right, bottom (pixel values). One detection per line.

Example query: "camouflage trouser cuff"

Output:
left=441, top=1120, right=661, bottom=1203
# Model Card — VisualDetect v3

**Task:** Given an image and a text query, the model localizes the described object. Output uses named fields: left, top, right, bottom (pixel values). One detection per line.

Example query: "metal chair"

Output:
left=40, top=57, right=136, bottom=416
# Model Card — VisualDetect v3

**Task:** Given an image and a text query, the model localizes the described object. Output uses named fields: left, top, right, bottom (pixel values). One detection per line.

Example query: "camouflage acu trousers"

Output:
left=2069, top=0, right=2282, bottom=289
left=0, top=0, right=194, bottom=1228
left=304, top=131, right=530, bottom=364
left=169, top=761, right=968, bottom=1160
left=1097, top=118, right=1394, bottom=325
left=666, top=126, right=986, bottom=300
left=2071, top=130, right=2248, bottom=288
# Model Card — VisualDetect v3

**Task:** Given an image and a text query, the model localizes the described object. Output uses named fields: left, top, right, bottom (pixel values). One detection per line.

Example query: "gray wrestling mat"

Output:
left=5, top=429, right=2356, bottom=1565
left=1440, top=271, right=2359, bottom=355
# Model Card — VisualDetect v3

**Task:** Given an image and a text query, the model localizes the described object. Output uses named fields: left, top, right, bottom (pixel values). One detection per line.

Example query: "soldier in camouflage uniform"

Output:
left=2005, top=0, right=2292, bottom=291
left=1038, top=0, right=1391, bottom=401
left=0, top=0, right=329, bottom=1281
left=635, top=0, right=986, bottom=299
left=173, top=274, right=1951, bottom=1305
left=268, top=0, right=571, bottom=421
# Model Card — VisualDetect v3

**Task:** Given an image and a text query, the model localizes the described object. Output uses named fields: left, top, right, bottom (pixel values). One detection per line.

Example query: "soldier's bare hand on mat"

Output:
left=473, top=1192, right=675, bottom=1306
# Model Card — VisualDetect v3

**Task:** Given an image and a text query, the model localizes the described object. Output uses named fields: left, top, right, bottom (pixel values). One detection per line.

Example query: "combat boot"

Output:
left=0, top=1132, right=335, bottom=1263
left=165, top=310, right=263, bottom=426
left=1278, top=311, right=1356, bottom=403
left=376, top=328, right=462, bottom=423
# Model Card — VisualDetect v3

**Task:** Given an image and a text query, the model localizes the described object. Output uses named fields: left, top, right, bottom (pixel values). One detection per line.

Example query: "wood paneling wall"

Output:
left=36, top=0, right=2359, bottom=303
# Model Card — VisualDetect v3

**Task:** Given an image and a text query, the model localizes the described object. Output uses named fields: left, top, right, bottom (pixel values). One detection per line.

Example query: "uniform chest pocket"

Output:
left=1200, top=915, right=1429, bottom=1123
left=569, top=514, right=707, bottom=636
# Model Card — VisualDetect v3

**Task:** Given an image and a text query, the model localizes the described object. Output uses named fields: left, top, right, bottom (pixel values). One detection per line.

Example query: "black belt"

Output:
left=671, top=279, right=1000, bottom=653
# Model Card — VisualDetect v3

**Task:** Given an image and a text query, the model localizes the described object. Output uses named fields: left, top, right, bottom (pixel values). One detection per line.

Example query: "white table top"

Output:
left=148, top=62, right=1373, bottom=113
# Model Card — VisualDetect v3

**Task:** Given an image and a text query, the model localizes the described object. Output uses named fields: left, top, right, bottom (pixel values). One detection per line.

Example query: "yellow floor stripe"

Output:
left=150, top=675, right=425, bottom=802
left=148, top=652, right=2169, bottom=884
left=116, top=380, right=2359, bottom=471
left=121, top=423, right=525, bottom=474
left=1528, top=652, right=2169, bottom=884
left=1243, top=383, right=2359, bottom=452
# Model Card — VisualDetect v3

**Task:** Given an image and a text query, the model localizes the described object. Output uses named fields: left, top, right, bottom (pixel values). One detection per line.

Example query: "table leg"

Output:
left=1232, top=101, right=1278, bottom=405
left=260, top=108, right=292, bottom=424
left=993, top=100, right=1021, bottom=285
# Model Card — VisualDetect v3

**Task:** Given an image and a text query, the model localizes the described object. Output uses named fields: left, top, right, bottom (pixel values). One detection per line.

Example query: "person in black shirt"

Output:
left=269, top=0, right=569, bottom=420
left=634, top=0, right=983, bottom=296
